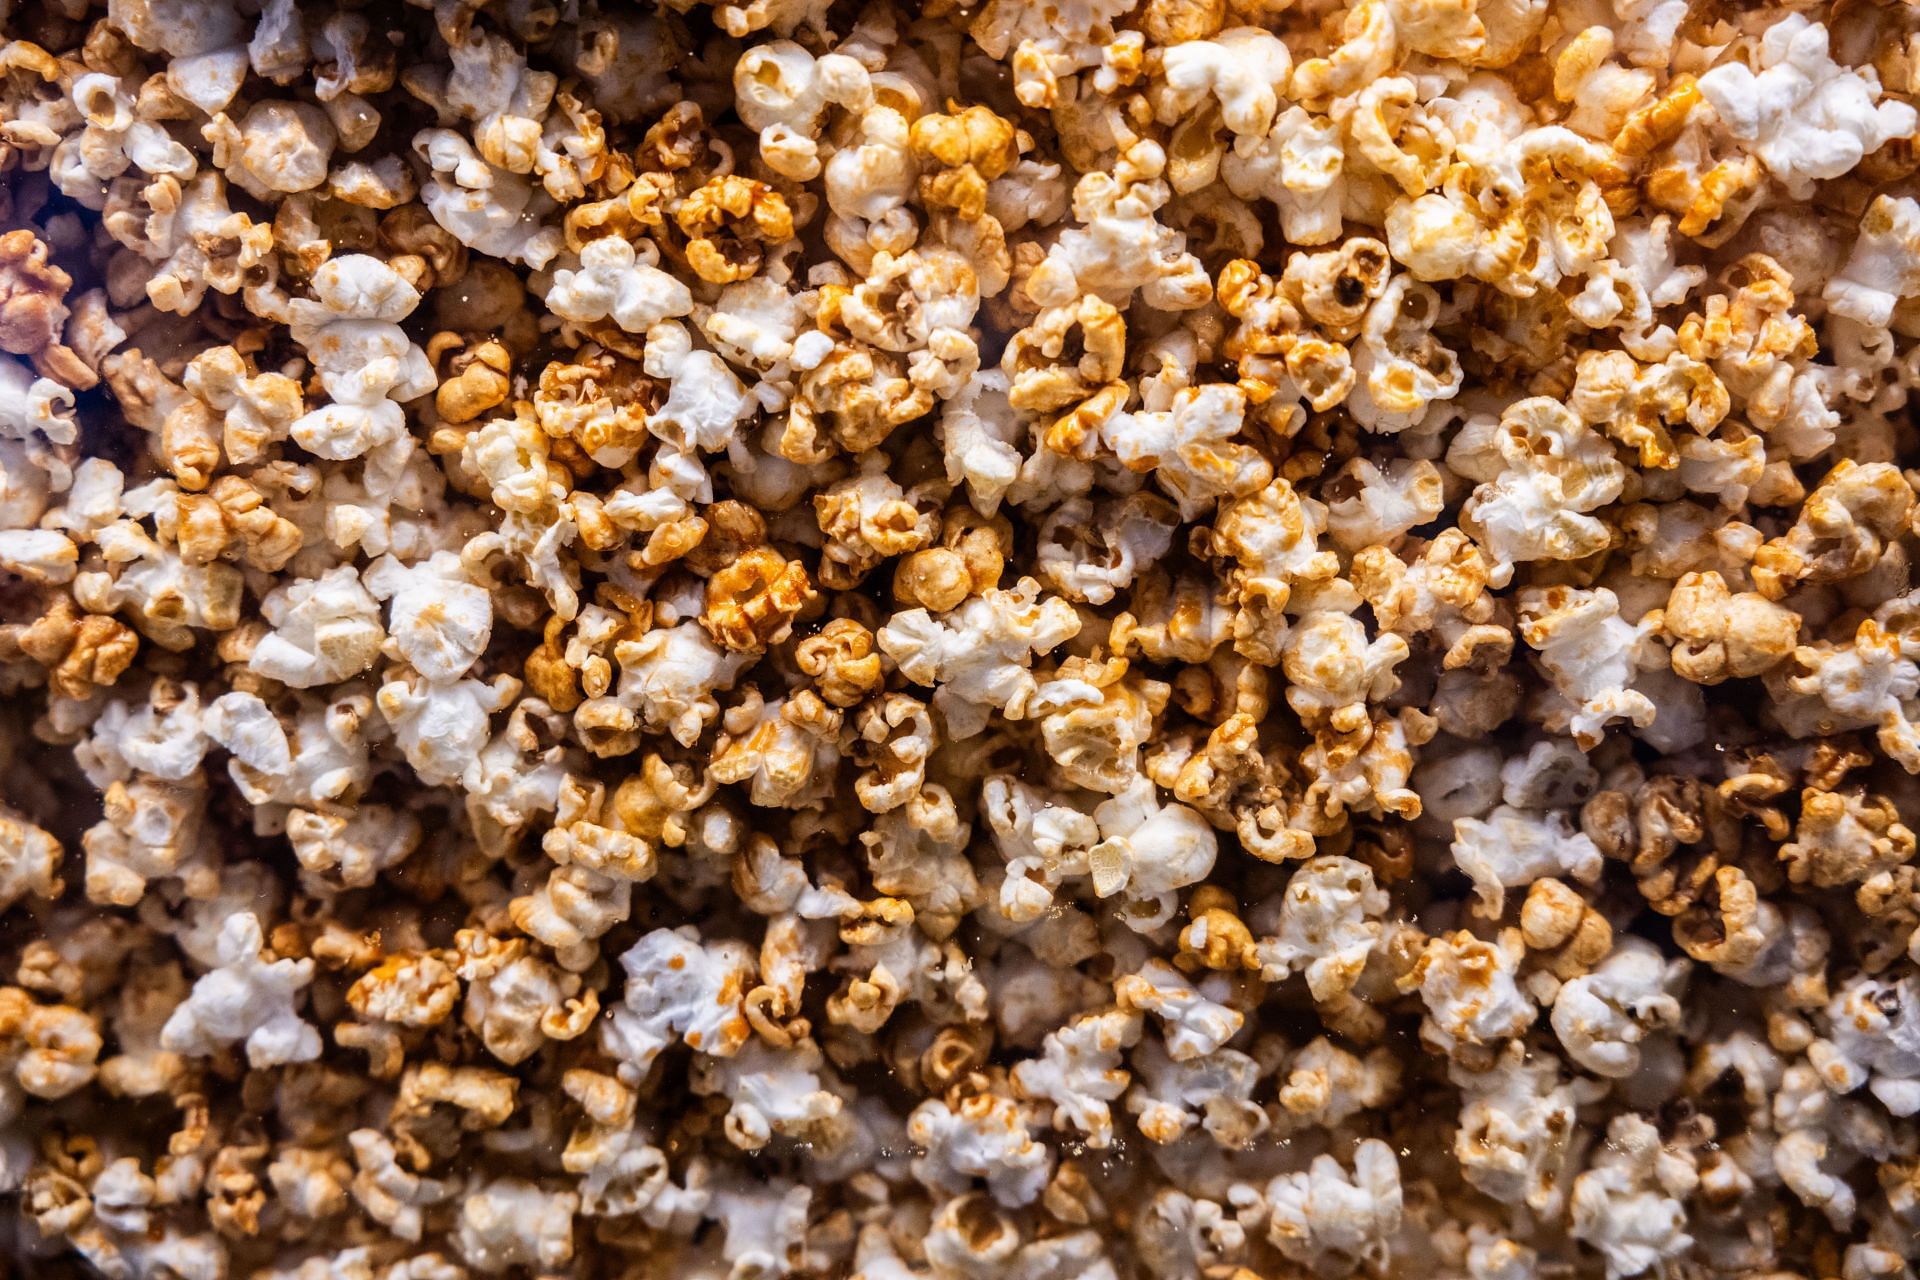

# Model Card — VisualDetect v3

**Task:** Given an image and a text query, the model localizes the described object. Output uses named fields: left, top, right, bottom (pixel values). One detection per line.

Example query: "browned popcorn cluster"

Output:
left=5, top=0, right=1920, bottom=1276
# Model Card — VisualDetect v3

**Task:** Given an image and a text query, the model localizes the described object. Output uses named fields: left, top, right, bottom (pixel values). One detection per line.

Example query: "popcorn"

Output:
left=1261, top=1140, right=1404, bottom=1274
left=1403, top=929, right=1537, bottom=1056
left=1257, top=857, right=1388, bottom=1007
left=9, top=3, right=1920, bottom=1276
left=1569, top=1114, right=1698, bottom=1279
left=159, top=913, right=321, bottom=1069
left=544, top=235, right=693, bottom=334
left=1696, top=17, right=1917, bottom=200
left=287, top=254, right=436, bottom=463
left=908, top=1089, right=1052, bottom=1207
left=1550, top=938, right=1688, bottom=1078
left=249, top=566, right=385, bottom=688
left=879, top=578, right=1080, bottom=738
left=604, top=926, right=755, bottom=1080
left=1452, top=806, right=1604, bottom=918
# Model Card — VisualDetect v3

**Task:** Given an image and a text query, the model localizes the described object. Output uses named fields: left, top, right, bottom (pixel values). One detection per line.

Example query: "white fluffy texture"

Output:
left=377, top=671, right=514, bottom=788
left=908, top=1092, right=1052, bottom=1207
left=1454, top=1044, right=1595, bottom=1213
left=1569, top=1114, right=1697, bottom=1279
left=249, top=565, right=385, bottom=688
left=612, top=621, right=753, bottom=748
left=1257, top=856, right=1387, bottom=1002
left=1412, top=930, right=1537, bottom=1055
left=1116, top=960, right=1242, bottom=1061
left=1262, top=1140, right=1403, bottom=1273
left=159, top=912, right=320, bottom=1068
left=1091, top=779, right=1220, bottom=926
left=1128, top=1039, right=1265, bottom=1146
left=1159, top=30, right=1293, bottom=137
left=643, top=321, right=756, bottom=453
left=1518, top=587, right=1659, bottom=748
left=287, top=256, right=436, bottom=462
left=1011, top=1007, right=1143, bottom=1148
left=879, top=579, right=1081, bottom=737
left=1823, top=196, right=1920, bottom=328
left=1224, top=106, right=1347, bottom=244
left=1452, top=807, right=1604, bottom=917
left=1459, top=399, right=1627, bottom=587
left=1697, top=16, right=1917, bottom=199
left=692, top=1037, right=843, bottom=1150
left=414, top=128, right=563, bottom=267
left=452, top=1178, right=578, bottom=1273
left=604, top=927, right=756, bottom=1080
left=1551, top=939, right=1688, bottom=1078
left=364, top=552, right=494, bottom=681
left=1103, top=385, right=1265, bottom=520
left=1027, top=142, right=1210, bottom=312
left=1816, top=973, right=1920, bottom=1116
left=708, top=1178, right=811, bottom=1279
left=545, top=237, right=694, bottom=334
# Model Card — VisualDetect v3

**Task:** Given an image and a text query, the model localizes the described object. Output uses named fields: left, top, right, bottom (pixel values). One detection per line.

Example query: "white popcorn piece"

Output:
left=364, top=552, right=494, bottom=682
left=878, top=578, right=1081, bottom=737
left=908, top=1091, right=1052, bottom=1207
left=1814, top=974, right=1920, bottom=1116
left=1406, top=929, right=1538, bottom=1055
left=1454, top=1043, right=1599, bottom=1213
left=452, top=1178, right=578, bottom=1273
left=159, top=912, right=321, bottom=1068
left=287, top=255, right=436, bottom=462
left=1452, top=806, right=1604, bottom=917
left=1551, top=938, right=1688, bottom=1078
left=604, top=926, right=756, bottom=1080
left=1569, top=1114, right=1698, bottom=1279
left=1115, top=959, right=1242, bottom=1061
left=1011, top=1007, right=1143, bottom=1148
left=1257, top=856, right=1387, bottom=1002
left=1696, top=17, right=1917, bottom=199
left=249, top=565, right=385, bottom=688
left=1262, top=1139, right=1404, bottom=1274
left=545, top=236, right=694, bottom=335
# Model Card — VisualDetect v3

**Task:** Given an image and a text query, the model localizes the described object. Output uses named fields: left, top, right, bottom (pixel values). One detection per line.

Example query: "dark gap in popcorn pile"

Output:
left=2, top=0, right=1920, bottom=1276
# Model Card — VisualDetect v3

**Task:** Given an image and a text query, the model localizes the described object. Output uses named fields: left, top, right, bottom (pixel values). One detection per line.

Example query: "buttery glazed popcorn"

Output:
left=7, top=0, right=1920, bottom=1276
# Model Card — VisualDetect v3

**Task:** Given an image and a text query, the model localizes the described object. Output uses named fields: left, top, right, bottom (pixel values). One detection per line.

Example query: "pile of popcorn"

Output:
left=7, top=0, right=1920, bottom=1275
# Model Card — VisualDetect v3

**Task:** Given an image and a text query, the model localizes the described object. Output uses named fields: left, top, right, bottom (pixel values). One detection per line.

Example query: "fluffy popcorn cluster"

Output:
left=7, top=0, right=1920, bottom=1277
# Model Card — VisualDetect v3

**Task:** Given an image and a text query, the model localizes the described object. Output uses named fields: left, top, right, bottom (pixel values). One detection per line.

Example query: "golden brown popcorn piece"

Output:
left=1143, top=0, right=1227, bottom=42
left=0, top=229, right=91, bottom=387
left=701, top=546, right=817, bottom=652
left=1002, top=295, right=1129, bottom=454
left=433, top=336, right=513, bottom=425
left=1661, top=571, right=1799, bottom=685
left=893, top=547, right=973, bottom=612
left=523, top=616, right=583, bottom=713
left=394, top=1061, right=521, bottom=1135
left=16, top=596, right=139, bottom=701
left=910, top=104, right=1020, bottom=222
left=796, top=617, right=885, bottom=707
left=787, top=341, right=934, bottom=458
left=0, top=987, right=100, bottom=1100
left=1177, top=885, right=1260, bottom=972
left=207, top=1134, right=270, bottom=1238
left=532, top=346, right=659, bottom=456
left=675, top=174, right=795, bottom=283
left=1520, top=878, right=1613, bottom=980
left=1752, top=461, right=1916, bottom=599
left=1781, top=788, right=1916, bottom=889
